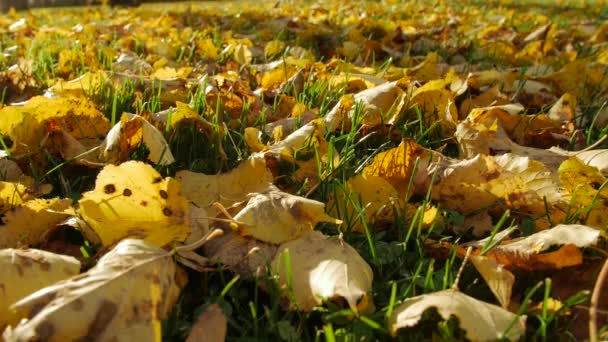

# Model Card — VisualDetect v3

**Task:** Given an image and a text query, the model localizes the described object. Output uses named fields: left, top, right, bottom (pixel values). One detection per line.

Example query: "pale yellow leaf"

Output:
left=471, top=255, right=514, bottom=308
left=272, top=231, right=374, bottom=313
left=389, top=289, right=526, bottom=340
left=234, top=188, right=341, bottom=244
left=4, top=239, right=183, bottom=342
left=0, top=248, right=80, bottom=329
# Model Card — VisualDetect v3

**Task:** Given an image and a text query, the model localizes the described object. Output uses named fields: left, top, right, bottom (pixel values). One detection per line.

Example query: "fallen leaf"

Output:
left=0, top=198, right=73, bottom=248
left=470, top=255, right=514, bottom=308
left=0, top=248, right=80, bottom=328
left=102, top=113, right=175, bottom=166
left=234, top=188, right=341, bottom=244
left=78, top=161, right=191, bottom=247
left=272, top=231, right=374, bottom=313
left=176, top=157, right=273, bottom=212
left=0, top=96, right=110, bottom=158
left=328, top=173, right=401, bottom=232
left=389, top=289, right=526, bottom=341
left=5, top=239, right=184, bottom=341
left=203, top=228, right=277, bottom=277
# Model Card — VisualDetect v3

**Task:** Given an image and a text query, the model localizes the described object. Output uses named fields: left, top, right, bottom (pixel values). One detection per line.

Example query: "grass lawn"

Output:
left=1, top=0, right=608, bottom=341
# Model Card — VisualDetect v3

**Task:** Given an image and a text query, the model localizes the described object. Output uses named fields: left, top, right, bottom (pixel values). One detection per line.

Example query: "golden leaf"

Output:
left=78, top=161, right=191, bottom=247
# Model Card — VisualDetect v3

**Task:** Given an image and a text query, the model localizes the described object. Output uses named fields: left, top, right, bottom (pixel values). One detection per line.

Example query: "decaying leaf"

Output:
left=78, top=161, right=191, bottom=247
left=389, top=289, right=526, bottom=341
left=271, top=231, right=374, bottom=313
left=234, top=188, right=341, bottom=244
left=0, top=248, right=80, bottom=329
left=102, top=113, right=175, bottom=166
left=4, top=239, right=183, bottom=342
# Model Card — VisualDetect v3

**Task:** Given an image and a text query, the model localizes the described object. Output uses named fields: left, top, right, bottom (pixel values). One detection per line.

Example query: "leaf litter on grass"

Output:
left=0, top=0, right=608, bottom=340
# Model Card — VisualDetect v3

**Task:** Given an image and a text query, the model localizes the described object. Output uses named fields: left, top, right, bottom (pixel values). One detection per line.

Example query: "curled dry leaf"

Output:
left=234, top=188, right=341, bottom=244
left=271, top=231, right=374, bottom=313
left=0, top=248, right=80, bottom=329
left=389, top=289, right=526, bottom=341
left=78, top=161, right=191, bottom=247
left=470, top=255, right=515, bottom=308
left=102, top=113, right=175, bottom=166
left=0, top=198, right=73, bottom=248
left=481, top=224, right=600, bottom=271
left=4, top=239, right=183, bottom=342
left=495, top=224, right=600, bottom=255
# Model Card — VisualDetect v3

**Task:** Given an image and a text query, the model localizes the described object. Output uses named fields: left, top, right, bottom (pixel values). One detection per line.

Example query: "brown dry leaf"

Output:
left=102, top=113, right=175, bottom=166
left=0, top=96, right=110, bottom=158
left=389, top=289, right=526, bottom=341
left=0, top=198, right=73, bottom=248
left=328, top=174, right=401, bottom=232
left=558, top=157, right=608, bottom=228
left=470, top=255, right=514, bottom=308
left=4, top=239, right=184, bottom=342
left=0, top=248, right=80, bottom=329
left=185, top=304, right=227, bottom=342
left=483, top=224, right=600, bottom=271
left=454, top=211, right=493, bottom=236
left=78, top=161, right=191, bottom=247
left=176, top=157, right=273, bottom=212
left=362, top=139, right=428, bottom=194
left=203, top=228, right=277, bottom=277
left=234, top=188, right=341, bottom=244
left=0, top=159, right=22, bottom=182
left=272, top=231, right=374, bottom=313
